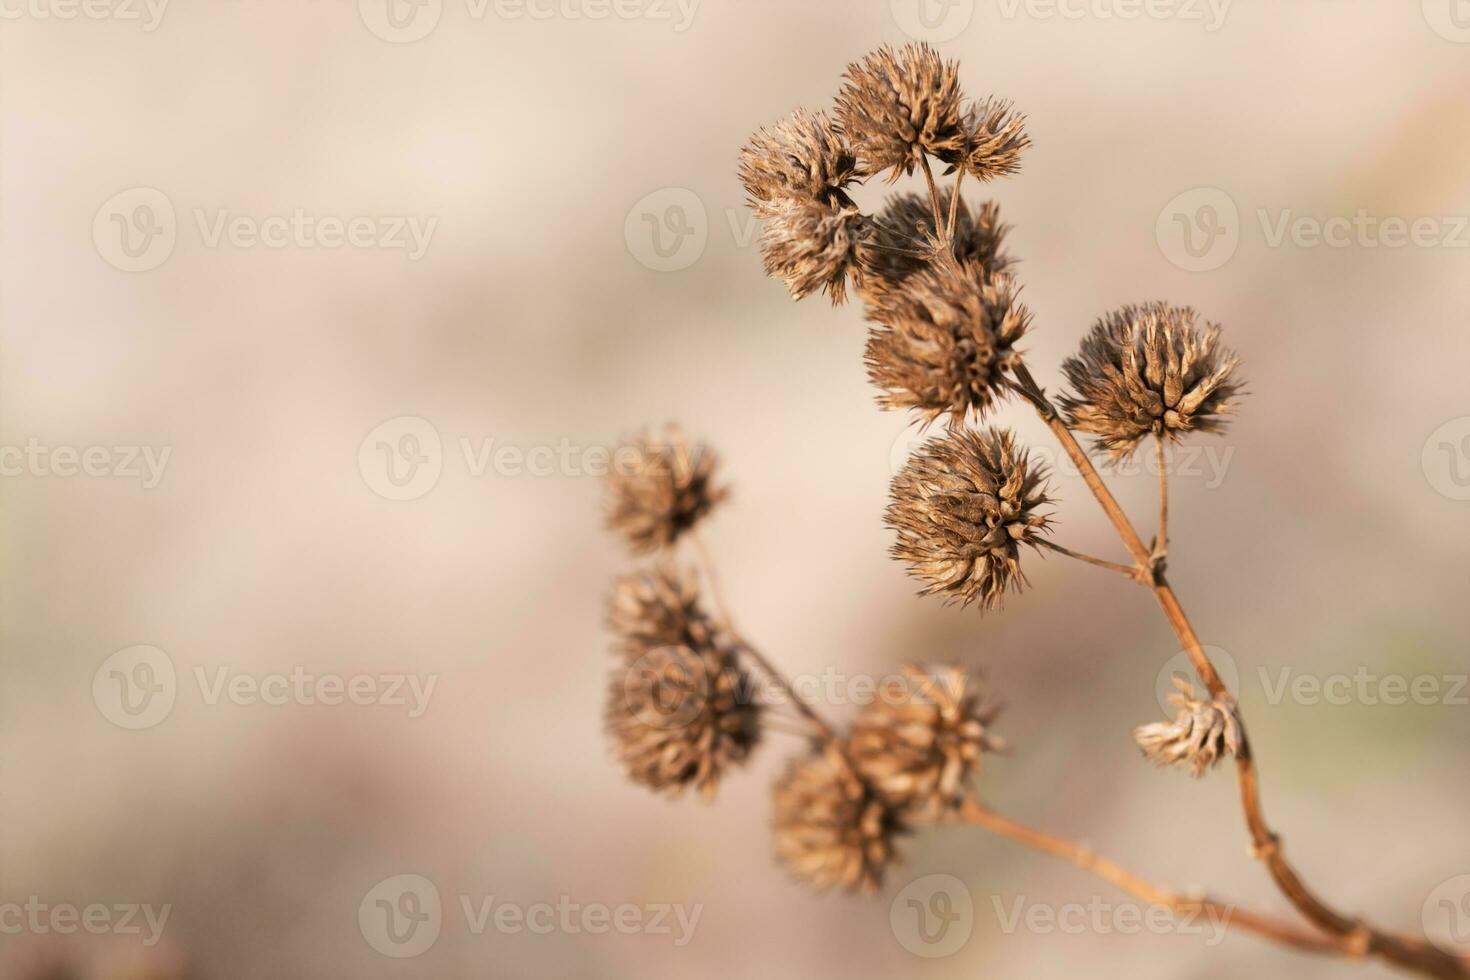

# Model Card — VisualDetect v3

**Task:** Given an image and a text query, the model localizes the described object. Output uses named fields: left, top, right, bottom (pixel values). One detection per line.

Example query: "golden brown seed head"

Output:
left=605, top=426, right=727, bottom=554
left=938, top=99, right=1030, bottom=181
left=739, top=107, right=863, bottom=217
left=835, top=43, right=965, bottom=181
left=849, top=664, right=1004, bottom=813
left=605, top=644, right=761, bottom=799
left=772, top=743, right=903, bottom=894
left=861, top=189, right=1013, bottom=295
left=607, top=564, right=715, bottom=662
left=865, top=264, right=1030, bottom=427
left=1134, top=678, right=1243, bottom=778
left=1058, top=303, right=1244, bottom=460
left=886, top=427, right=1053, bottom=610
left=758, top=198, right=869, bottom=304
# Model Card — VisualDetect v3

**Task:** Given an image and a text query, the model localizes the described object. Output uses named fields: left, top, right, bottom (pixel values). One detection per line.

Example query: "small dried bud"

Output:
left=758, top=198, right=869, bottom=304
left=849, top=664, right=1004, bottom=812
left=862, top=189, right=1013, bottom=294
left=1135, top=677, right=1243, bottom=777
left=938, top=99, right=1030, bottom=181
left=835, top=43, right=965, bottom=181
left=607, top=564, right=715, bottom=661
left=886, top=427, right=1053, bottom=609
left=605, top=426, right=727, bottom=554
left=739, top=108, right=863, bottom=217
left=865, top=264, right=1030, bottom=427
left=606, top=644, right=760, bottom=798
left=773, top=743, right=903, bottom=894
left=1059, top=303, right=1245, bottom=460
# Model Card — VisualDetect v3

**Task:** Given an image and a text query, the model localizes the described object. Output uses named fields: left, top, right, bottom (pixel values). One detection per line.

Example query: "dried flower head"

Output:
left=606, top=644, right=760, bottom=798
left=849, top=664, right=1004, bottom=812
left=605, top=426, right=727, bottom=554
left=865, top=264, right=1030, bottom=427
left=862, top=189, right=1012, bottom=293
left=758, top=198, right=869, bottom=304
left=607, top=564, right=716, bottom=661
left=938, top=99, right=1030, bottom=181
left=1059, top=303, right=1244, bottom=459
left=886, top=427, right=1053, bottom=609
left=739, top=108, right=863, bottom=217
left=1135, top=677, right=1243, bottom=777
left=773, top=743, right=903, bottom=894
left=835, top=43, right=965, bottom=181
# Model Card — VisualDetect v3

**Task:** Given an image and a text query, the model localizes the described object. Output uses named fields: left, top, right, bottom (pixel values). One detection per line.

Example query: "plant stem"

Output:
left=1037, top=539, right=1138, bottom=579
left=946, top=166, right=965, bottom=245
left=953, top=797, right=1358, bottom=958
left=1007, top=363, right=1470, bottom=980
left=919, top=154, right=949, bottom=247
left=1155, top=435, right=1168, bottom=559
left=689, top=531, right=836, bottom=742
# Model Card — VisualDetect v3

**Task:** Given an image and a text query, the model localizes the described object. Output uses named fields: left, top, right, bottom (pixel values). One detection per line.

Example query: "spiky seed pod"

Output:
left=772, top=743, right=903, bottom=894
left=605, top=426, right=727, bottom=554
left=1134, top=678, right=1244, bottom=777
left=607, top=565, right=716, bottom=661
left=606, top=644, right=760, bottom=799
left=849, top=664, right=1005, bottom=813
left=1058, top=303, right=1245, bottom=460
left=886, top=427, right=1053, bottom=609
left=938, top=99, right=1030, bottom=181
left=861, top=189, right=1013, bottom=295
left=835, top=43, right=965, bottom=181
left=865, top=264, right=1030, bottom=427
left=739, top=108, right=863, bottom=217
left=758, top=199, right=869, bottom=304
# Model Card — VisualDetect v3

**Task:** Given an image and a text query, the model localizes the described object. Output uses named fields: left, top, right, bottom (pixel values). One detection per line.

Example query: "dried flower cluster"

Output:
left=1059, top=303, right=1244, bottom=459
left=772, top=743, right=903, bottom=894
left=605, top=426, right=727, bottom=554
left=887, top=428, right=1053, bottom=609
left=1135, top=678, right=1244, bottom=777
left=863, top=188, right=1012, bottom=291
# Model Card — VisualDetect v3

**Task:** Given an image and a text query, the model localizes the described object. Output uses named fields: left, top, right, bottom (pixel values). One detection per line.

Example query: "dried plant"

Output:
left=604, top=425, right=727, bottom=554
left=598, top=42, right=1469, bottom=979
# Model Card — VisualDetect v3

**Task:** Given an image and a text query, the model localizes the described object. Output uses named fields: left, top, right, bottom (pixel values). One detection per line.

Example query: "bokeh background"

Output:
left=4, top=1, right=1470, bottom=977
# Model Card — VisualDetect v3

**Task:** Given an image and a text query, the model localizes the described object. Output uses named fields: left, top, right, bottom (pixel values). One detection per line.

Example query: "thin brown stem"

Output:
left=688, top=531, right=836, bottom=742
left=919, top=154, right=949, bottom=247
left=1155, top=435, right=1169, bottom=559
left=1008, top=362, right=1470, bottom=979
left=945, top=166, right=965, bottom=246
left=1038, top=539, right=1139, bottom=579
left=952, top=798, right=1355, bottom=958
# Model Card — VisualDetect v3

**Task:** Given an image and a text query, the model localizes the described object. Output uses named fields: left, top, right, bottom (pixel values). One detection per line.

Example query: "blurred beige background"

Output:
left=3, top=1, right=1470, bottom=977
